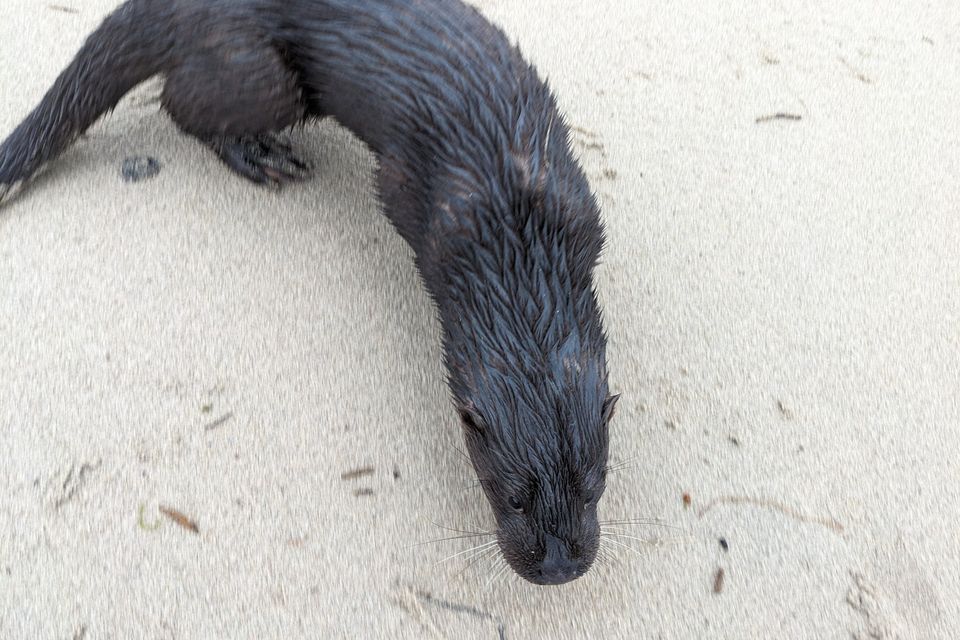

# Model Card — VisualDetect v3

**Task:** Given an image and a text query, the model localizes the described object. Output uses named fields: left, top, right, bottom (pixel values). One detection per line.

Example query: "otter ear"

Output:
left=458, top=406, right=485, bottom=438
left=602, top=394, right=620, bottom=423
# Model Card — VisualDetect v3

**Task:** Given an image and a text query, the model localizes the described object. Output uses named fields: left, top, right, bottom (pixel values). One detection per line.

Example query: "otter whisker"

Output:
left=598, top=540, right=616, bottom=562
left=484, top=557, right=512, bottom=591
left=597, top=544, right=617, bottom=569
left=599, top=545, right=616, bottom=566
left=600, top=518, right=686, bottom=531
left=601, top=523, right=694, bottom=539
left=454, top=543, right=502, bottom=580
left=605, top=531, right=694, bottom=549
left=600, top=517, right=673, bottom=524
left=410, top=533, right=494, bottom=549
left=480, top=546, right=504, bottom=571
left=600, top=531, right=685, bottom=547
left=591, top=546, right=609, bottom=570
left=450, top=443, right=472, bottom=465
left=435, top=540, right=500, bottom=566
left=408, top=531, right=495, bottom=550
left=604, top=456, right=640, bottom=474
left=429, top=521, right=495, bottom=537
left=599, top=536, right=648, bottom=559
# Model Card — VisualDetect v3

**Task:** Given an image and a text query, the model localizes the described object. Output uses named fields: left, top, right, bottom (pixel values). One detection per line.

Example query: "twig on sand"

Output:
left=698, top=495, right=843, bottom=534
left=159, top=505, right=200, bottom=534
left=341, top=466, right=376, bottom=481
left=204, top=412, right=234, bottom=431
left=755, top=113, right=802, bottom=124
left=713, top=568, right=726, bottom=594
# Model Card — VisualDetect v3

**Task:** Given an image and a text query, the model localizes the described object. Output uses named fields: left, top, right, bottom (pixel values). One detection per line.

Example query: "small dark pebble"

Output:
left=728, top=436, right=740, bottom=447
left=392, top=467, right=401, bottom=480
left=682, top=492, right=692, bottom=508
left=121, top=156, right=162, bottom=183
left=719, top=538, right=729, bottom=552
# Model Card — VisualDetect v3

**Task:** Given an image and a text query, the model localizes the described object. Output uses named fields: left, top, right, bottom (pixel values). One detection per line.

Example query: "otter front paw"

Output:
left=208, top=134, right=311, bottom=187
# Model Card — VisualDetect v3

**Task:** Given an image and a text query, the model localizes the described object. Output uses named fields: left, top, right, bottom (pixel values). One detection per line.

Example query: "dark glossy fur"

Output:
left=0, top=0, right=617, bottom=585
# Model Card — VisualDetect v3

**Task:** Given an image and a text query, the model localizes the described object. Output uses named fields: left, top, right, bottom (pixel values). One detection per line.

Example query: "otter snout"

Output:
left=533, top=533, right=582, bottom=585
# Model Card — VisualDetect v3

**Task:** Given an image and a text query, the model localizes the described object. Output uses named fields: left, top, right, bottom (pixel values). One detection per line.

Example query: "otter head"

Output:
left=434, top=122, right=615, bottom=584
left=454, top=348, right=618, bottom=586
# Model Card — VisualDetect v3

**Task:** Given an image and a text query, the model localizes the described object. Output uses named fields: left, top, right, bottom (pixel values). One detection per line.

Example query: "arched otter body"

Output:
left=0, top=0, right=618, bottom=585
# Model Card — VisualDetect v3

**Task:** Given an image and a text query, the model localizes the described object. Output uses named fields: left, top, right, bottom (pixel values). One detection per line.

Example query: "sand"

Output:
left=1, top=0, right=958, bottom=638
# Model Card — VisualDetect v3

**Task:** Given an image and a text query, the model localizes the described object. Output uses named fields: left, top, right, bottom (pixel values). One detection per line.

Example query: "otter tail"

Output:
left=0, top=0, right=173, bottom=205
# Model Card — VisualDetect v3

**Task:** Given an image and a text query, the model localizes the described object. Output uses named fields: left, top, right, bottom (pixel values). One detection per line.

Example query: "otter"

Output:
left=0, top=0, right=619, bottom=586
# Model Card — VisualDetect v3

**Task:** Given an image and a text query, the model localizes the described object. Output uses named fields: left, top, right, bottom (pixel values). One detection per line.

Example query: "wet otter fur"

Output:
left=0, top=0, right=618, bottom=585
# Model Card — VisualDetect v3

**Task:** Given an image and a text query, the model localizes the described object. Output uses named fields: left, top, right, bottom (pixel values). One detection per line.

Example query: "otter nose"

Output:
left=537, top=534, right=579, bottom=585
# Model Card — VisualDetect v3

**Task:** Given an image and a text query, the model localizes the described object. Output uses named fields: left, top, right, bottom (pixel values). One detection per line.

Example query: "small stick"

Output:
left=341, top=466, right=375, bottom=481
left=713, top=568, right=726, bottom=594
left=204, top=412, right=234, bottom=431
left=158, top=505, right=200, bottom=534
left=755, top=113, right=802, bottom=124
left=698, top=495, right=843, bottom=533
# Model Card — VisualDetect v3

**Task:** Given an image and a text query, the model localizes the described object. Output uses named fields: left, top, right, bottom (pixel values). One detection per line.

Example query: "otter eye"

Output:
left=583, top=488, right=601, bottom=510
left=508, top=496, right=524, bottom=513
